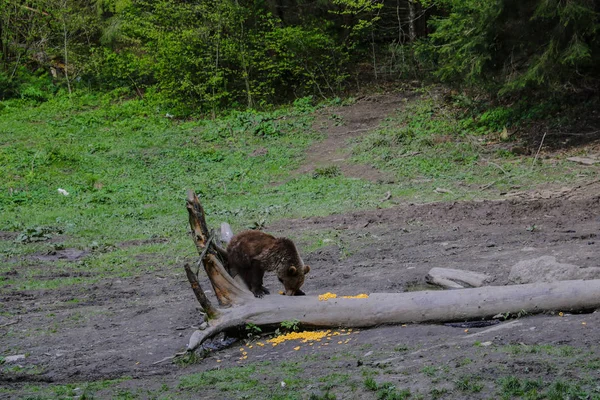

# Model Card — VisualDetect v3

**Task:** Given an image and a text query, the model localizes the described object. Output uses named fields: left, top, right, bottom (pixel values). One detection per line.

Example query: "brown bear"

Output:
left=226, top=230, right=310, bottom=298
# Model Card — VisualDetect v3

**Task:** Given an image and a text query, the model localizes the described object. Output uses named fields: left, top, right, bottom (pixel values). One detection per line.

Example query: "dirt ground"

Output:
left=2, top=95, right=600, bottom=399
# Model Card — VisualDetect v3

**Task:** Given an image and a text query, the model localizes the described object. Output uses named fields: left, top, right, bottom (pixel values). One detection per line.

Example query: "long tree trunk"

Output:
left=183, top=191, right=600, bottom=352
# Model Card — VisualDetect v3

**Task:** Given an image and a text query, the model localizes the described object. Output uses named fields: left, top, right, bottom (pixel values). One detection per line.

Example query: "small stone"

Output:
left=4, top=354, right=26, bottom=363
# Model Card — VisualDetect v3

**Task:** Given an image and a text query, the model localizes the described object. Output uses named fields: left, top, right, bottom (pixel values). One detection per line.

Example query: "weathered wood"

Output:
left=426, top=267, right=491, bottom=289
left=183, top=263, right=219, bottom=319
left=185, top=190, right=238, bottom=307
left=187, top=279, right=600, bottom=350
left=182, top=190, right=600, bottom=354
left=185, top=190, right=227, bottom=260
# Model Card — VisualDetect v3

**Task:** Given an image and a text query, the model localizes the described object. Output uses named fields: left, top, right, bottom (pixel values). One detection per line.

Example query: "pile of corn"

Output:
left=318, top=292, right=337, bottom=301
left=267, top=330, right=331, bottom=346
left=318, top=292, right=369, bottom=301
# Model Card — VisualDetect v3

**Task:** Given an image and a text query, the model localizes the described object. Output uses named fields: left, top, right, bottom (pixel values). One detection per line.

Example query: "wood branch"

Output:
left=185, top=190, right=227, bottom=260
left=426, top=267, right=491, bottom=289
left=187, top=279, right=600, bottom=351
left=184, top=263, right=219, bottom=319
left=185, top=190, right=253, bottom=307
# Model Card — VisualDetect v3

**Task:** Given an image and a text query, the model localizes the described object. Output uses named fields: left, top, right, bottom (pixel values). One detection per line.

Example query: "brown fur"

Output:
left=226, top=230, right=310, bottom=297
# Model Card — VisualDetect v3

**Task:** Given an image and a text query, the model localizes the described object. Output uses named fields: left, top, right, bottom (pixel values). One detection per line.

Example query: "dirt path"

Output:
left=295, top=93, right=410, bottom=182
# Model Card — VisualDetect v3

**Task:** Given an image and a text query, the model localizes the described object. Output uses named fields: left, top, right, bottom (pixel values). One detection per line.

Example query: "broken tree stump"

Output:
left=183, top=190, right=600, bottom=352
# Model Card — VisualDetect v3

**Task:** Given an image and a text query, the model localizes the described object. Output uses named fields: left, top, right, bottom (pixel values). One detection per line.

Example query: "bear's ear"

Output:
left=288, top=266, right=298, bottom=276
left=304, top=265, right=310, bottom=274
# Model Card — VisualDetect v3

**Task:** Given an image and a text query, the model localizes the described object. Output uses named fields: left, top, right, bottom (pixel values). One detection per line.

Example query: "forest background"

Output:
left=2, top=0, right=599, bottom=116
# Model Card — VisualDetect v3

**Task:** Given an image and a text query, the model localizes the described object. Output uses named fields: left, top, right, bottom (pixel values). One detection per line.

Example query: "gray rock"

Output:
left=508, top=256, right=600, bottom=284
left=4, top=354, right=26, bottom=363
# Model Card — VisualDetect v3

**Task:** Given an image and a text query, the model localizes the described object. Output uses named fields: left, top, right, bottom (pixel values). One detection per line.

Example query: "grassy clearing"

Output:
left=3, top=344, right=600, bottom=399
left=350, top=97, right=594, bottom=198
left=1, top=91, right=596, bottom=295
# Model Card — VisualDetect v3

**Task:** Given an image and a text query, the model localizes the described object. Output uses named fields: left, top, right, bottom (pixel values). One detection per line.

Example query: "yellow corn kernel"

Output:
left=341, top=294, right=369, bottom=299
left=318, top=292, right=338, bottom=301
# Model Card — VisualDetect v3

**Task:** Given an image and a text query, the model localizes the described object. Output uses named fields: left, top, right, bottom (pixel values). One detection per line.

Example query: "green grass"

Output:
left=350, top=98, right=592, bottom=196
left=178, top=361, right=315, bottom=399
left=496, top=376, right=600, bottom=400
left=1, top=90, right=596, bottom=296
left=0, top=378, right=131, bottom=399
left=500, top=344, right=580, bottom=357
left=1, top=92, right=382, bottom=291
left=364, top=377, right=411, bottom=400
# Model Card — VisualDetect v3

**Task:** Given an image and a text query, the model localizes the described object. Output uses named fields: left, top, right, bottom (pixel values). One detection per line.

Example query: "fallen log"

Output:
left=183, top=190, right=600, bottom=352
left=186, top=279, right=600, bottom=351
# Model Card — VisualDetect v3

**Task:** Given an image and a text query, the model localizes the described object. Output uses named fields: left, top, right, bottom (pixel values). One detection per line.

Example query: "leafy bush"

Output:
left=417, top=0, right=600, bottom=95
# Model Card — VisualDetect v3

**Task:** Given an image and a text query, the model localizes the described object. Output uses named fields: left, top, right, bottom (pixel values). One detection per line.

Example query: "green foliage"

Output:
left=418, top=0, right=600, bottom=95
left=309, top=392, right=337, bottom=400
left=455, top=376, right=484, bottom=393
left=498, top=376, right=544, bottom=399
left=280, top=319, right=300, bottom=332
left=313, top=166, right=341, bottom=179
left=82, top=1, right=351, bottom=114
left=364, top=378, right=411, bottom=400
left=245, top=322, right=262, bottom=340
left=15, top=226, right=62, bottom=243
left=0, top=69, right=57, bottom=103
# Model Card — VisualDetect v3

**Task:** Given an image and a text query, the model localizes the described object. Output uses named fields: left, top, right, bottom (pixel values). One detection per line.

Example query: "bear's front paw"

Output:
left=260, top=286, right=270, bottom=295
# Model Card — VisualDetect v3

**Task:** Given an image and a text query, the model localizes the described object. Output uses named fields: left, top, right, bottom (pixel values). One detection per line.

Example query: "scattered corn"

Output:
left=319, top=292, right=337, bottom=301
left=293, top=346, right=300, bottom=351
left=319, top=292, right=369, bottom=301
left=267, top=330, right=331, bottom=345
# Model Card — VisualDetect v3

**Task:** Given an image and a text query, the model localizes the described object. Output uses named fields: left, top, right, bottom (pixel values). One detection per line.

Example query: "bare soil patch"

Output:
left=2, top=182, right=600, bottom=398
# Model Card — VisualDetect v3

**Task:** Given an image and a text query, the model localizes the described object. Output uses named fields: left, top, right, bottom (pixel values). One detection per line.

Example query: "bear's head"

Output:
left=275, top=238, right=310, bottom=296
left=278, top=264, right=310, bottom=296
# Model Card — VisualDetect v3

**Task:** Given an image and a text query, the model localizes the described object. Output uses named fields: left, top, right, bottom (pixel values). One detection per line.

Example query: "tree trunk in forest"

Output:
left=183, top=191, right=600, bottom=352
left=408, top=0, right=416, bottom=42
